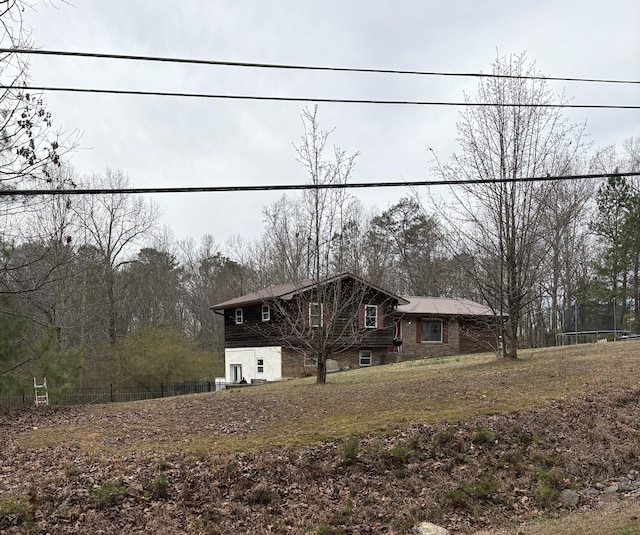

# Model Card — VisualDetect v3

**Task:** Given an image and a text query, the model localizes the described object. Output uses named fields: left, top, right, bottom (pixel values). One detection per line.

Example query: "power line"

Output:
left=3, top=47, right=639, bottom=85
left=2, top=172, right=637, bottom=197
left=1, top=84, right=638, bottom=109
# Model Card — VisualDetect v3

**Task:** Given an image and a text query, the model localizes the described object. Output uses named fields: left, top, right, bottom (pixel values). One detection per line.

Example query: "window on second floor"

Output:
left=364, top=304, right=378, bottom=328
left=235, top=308, right=243, bottom=325
left=309, top=302, right=323, bottom=328
left=262, top=304, right=270, bottom=322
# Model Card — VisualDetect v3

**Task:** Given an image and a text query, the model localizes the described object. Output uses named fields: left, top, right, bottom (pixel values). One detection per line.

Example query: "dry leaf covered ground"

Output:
left=2, top=341, right=640, bottom=534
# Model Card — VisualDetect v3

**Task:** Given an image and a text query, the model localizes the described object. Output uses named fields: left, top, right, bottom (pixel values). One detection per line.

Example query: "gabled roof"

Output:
left=211, top=273, right=409, bottom=311
left=397, top=296, right=495, bottom=317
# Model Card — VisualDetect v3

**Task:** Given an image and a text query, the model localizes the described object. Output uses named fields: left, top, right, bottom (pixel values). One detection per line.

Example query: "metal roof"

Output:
left=211, top=279, right=314, bottom=310
left=397, top=296, right=495, bottom=317
left=211, top=273, right=409, bottom=311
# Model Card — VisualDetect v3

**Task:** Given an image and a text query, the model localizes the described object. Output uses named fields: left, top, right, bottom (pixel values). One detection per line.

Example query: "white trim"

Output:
left=261, top=304, right=270, bottom=322
left=364, top=304, right=378, bottom=329
left=309, top=302, right=323, bottom=327
left=359, top=350, right=372, bottom=366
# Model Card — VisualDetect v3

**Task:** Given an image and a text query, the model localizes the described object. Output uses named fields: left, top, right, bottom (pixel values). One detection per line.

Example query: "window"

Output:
left=364, top=304, right=378, bottom=328
left=257, top=358, right=264, bottom=373
left=262, top=304, right=270, bottom=322
left=359, top=350, right=372, bottom=367
left=421, top=319, right=442, bottom=342
left=309, top=302, right=323, bottom=327
left=234, top=308, right=243, bottom=324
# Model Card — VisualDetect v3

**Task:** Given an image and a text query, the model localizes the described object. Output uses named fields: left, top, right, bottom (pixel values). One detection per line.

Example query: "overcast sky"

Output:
left=22, top=0, right=640, bottom=247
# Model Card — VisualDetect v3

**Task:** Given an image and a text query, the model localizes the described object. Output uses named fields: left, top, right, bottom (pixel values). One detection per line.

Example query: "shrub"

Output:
left=152, top=472, right=169, bottom=500
left=533, top=469, right=562, bottom=507
left=338, top=436, right=360, bottom=465
left=472, top=426, right=495, bottom=446
left=246, top=483, right=275, bottom=506
left=389, top=441, right=409, bottom=464
left=433, top=426, right=455, bottom=446
left=0, top=495, right=34, bottom=526
left=89, top=480, right=128, bottom=509
left=445, top=478, right=499, bottom=509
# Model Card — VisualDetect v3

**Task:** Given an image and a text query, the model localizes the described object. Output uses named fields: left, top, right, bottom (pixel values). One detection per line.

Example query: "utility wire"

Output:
left=3, top=48, right=639, bottom=85
left=2, top=172, right=638, bottom=197
left=1, top=84, right=637, bottom=109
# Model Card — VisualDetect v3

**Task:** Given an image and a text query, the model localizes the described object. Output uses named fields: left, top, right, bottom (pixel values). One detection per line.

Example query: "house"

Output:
left=211, top=273, right=407, bottom=383
left=211, top=274, right=499, bottom=384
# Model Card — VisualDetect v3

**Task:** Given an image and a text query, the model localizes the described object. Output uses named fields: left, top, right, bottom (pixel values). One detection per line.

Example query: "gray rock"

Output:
left=326, top=359, right=340, bottom=373
left=618, top=479, right=633, bottom=492
left=415, top=522, right=450, bottom=535
left=604, top=483, right=619, bottom=493
left=598, top=493, right=619, bottom=506
left=559, top=489, right=579, bottom=507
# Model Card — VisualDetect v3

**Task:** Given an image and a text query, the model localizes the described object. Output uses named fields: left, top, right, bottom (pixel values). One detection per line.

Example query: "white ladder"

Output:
left=34, top=377, right=49, bottom=406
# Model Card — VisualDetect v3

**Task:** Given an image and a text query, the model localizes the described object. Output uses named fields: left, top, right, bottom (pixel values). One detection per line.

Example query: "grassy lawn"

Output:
left=5, top=339, right=640, bottom=534
left=21, top=340, right=640, bottom=456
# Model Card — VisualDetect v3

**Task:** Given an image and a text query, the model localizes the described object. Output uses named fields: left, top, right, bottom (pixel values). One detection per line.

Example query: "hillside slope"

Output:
left=2, top=342, right=640, bottom=534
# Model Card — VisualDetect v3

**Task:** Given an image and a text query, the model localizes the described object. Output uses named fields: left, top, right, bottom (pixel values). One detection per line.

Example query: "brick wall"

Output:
left=400, top=317, right=460, bottom=358
left=281, top=347, right=313, bottom=378
left=280, top=318, right=464, bottom=378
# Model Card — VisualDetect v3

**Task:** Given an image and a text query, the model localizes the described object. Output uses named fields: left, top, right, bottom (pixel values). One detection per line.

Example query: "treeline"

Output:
left=3, top=142, right=637, bottom=396
left=0, top=21, right=638, bottom=396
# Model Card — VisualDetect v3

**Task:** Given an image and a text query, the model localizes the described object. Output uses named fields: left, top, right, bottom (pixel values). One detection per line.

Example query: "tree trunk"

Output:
left=316, top=353, right=327, bottom=384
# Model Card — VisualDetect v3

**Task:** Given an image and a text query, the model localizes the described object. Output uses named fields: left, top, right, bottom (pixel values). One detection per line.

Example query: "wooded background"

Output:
left=1, top=2, right=638, bottom=395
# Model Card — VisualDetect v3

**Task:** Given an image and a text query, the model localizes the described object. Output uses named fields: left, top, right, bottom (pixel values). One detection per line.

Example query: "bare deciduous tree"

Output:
left=251, top=107, right=381, bottom=384
left=72, top=170, right=158, bottom=344
left=435, top=53, right=587, bottom=358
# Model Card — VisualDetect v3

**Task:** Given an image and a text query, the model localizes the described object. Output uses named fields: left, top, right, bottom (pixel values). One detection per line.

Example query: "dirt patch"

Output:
left=2, top=384, right=640, bottom=534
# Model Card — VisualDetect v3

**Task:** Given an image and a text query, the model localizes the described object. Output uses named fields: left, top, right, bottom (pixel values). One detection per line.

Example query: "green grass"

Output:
left=19, top=340, right=640, bottom=457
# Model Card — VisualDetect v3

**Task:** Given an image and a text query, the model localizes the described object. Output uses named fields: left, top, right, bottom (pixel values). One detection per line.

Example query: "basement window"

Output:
left=257, top=358, right=264, bottom=373
left=359, top=350, right=372, bottom=367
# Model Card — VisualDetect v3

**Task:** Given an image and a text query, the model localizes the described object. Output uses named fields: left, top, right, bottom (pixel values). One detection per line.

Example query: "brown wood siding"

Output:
left=223, top=304, right=282, bottom=348
left=222, top=284, right=399, bottom=351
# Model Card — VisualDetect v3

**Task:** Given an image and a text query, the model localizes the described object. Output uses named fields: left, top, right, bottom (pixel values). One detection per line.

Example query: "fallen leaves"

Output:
left=2, top=384, right=640, bottom=533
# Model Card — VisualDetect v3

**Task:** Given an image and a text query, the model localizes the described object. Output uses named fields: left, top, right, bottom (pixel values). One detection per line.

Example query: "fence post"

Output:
left=161, top=383, right=164, bottom=398
left=110, top=384, right=114, bottom=403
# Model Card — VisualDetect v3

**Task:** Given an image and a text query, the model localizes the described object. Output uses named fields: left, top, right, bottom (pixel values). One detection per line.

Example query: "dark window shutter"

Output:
left=358, top=304, right=364, bottom=329
left=443, top=320, right=449, bottom=344
left=378, top=304, right=384, bottom=328
left=416, top=318, right=422, bottom=343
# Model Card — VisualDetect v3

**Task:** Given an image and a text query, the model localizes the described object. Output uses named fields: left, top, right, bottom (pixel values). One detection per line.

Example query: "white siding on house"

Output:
left=225, top=346, right=282, bottom=383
